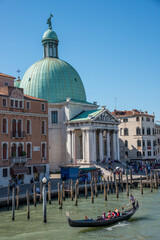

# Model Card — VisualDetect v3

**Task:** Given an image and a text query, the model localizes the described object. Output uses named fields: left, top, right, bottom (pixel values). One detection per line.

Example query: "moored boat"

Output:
left=66, top=201, right=139, bottom=227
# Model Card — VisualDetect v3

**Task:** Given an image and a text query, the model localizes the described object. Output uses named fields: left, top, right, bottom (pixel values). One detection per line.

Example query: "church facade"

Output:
left=18, top=15, right=120, bottom=172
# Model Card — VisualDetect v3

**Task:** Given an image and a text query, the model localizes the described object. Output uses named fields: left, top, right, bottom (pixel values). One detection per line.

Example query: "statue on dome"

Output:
left=47, top=14, right=53, bottom=29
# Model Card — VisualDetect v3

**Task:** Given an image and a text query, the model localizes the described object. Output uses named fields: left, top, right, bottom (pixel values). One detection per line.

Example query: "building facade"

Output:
left=0, top=73, right=49, bottom=187
left=155, top=123, right=160, bottom=162
left=18, top=16, right=120, bottom=172
left=112, top=109, right=156, bottom=163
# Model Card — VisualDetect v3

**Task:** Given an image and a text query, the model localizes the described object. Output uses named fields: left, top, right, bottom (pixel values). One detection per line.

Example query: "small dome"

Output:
left=42, top=29, right=58, bottom=42
left=20, top=58, right=87, bottom=103
left=14, top=78, right=21, bottom=88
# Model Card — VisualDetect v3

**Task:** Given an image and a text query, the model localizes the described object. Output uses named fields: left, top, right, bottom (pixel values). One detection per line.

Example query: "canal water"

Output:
left=0, top=188, right=159, bottom=240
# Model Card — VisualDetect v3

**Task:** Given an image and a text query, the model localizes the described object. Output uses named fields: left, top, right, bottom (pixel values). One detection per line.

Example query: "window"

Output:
left=26, top=120, right=31, bottom=134
left=18, top=143, right=23, bottom=157
left=42, top=120, right=46, bottom=134
left=120, top=128, right=123, bottom=136
left=153, top=151, right=156, bottom=156
left=142, top=128, right=145, bottom=135
left=2, top=118, right=7, bottom=134
left=143, top=140, right=145, bottom=147
left=137, top=151, right=141, bottom=157
left=18, top=119, right=22, bottom=137
left=147, top=140, right=151, bottom=147
left=137, top=140, right=141, bottom=147
left=136, top=127, right=141, bottom=135
left=147, top=128, right=151, bottom=135
left=3, top=168, right=8, bottom=177
left=125, top=140, right=128, bottom=147
left=136, top=117, right=139, bottom=121
left=49, top=45, right=53, bottom=57
left=27, top=167, right=32, bottom=175
left=143, top=151, right=145, bottom=156
left=44, top=44, right=47, bottom=57
left=41, top=103, right=45, bottom=111
left=10, top=99, right=14, bottom=107
left=19, top=101, right=23, bottom=108
left=26, top=101, right=30, bottom=109
left=2, top=98, right=7, bottom=107
left=15, top=100, right=18, bottom=108
left=152, top=118, right=154, bottom=123
left=12, top=119, right=16, bottom=137
left=2, top=143, right=8, bottom=160
left=152, top=128, right=154, bottom=135
left=146, top=117, right=150, bottom=122
left=124, top=128, right=129, bottom=136
left=142, top=117, right=144, bottom=121
left=4, top=82, right=9, bottom=86
left=27, top=143, right=31, bottom=159
left=148, top=151, right=151, bottom=156
left=42, top=143, right=46, bottom=158
left=51, top=111, right=58, bottom=123
left=123, top=118, right=128, bottom=122
left=153, top=140, right=156, bottom=147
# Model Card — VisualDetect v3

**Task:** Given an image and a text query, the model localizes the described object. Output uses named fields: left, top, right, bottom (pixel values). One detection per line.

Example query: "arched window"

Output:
left=136, top=127, right=141, bottom=135
left=42, top=121, right=46, bottom=134
left=11, top=143, right=16, bottom=157
left=18, top=143, right=23, bottom=156
left=12, top=119, right=16, bottom=137
left=42, top=143, right=46, bottom=158
left=137, top=140, right=141, bottom=147
left=2, top=118, right=7, bottom=134
left=120, top=128, right=123, bottom=136
left=142, top=127, right=145, bottom=135
left=2, top=143, right=8, bottom=159
left=18, top=119, right=22, bottom=137
left=147, top=128, right=151, bottom=135
left=27, top=143, right=31, bottom=159
left=26, top=120, right=31, bottom=134
left=125, top=140, right=128, bottom=147
left=124, top=128, right=129, bottom=136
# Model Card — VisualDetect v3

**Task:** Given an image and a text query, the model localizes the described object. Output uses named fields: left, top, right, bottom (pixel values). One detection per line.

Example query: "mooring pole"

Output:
left=26, top=189, right=30, bottom=220
left=42, top=178, right=47, bottom=223
left=140, top=176, right=143, bottom=194
left=12, top=187, right=15, bottom=221
left=103, top=180, right=107, bottom=201
left=85, top=179, right=88, bottom=199
left=48, top=181, right=51, bottom=204
left=7, top=184, right=10, bottom=211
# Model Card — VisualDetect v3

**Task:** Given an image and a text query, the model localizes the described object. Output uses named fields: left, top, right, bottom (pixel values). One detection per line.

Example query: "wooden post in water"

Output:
left=100, top=177, right=103, bottom=193
left=154, top=172, right=157, bottom=189
left=107, top=176, right=110, bottom=195
left=110, top=176, right=113, bottom=193
left=95, top=178, right=98, bottom=197
left=103, top=180, right=107, bottom=201
left=58, top=182, right=60, bottom=205
left=157, top=170, right=159, bottom=188
left=7, top=184, right=10, bottom=211
left=39, top=181, right=42, bottom=203
left=115, top=180, right=119, bottom=198
left=59, top=188, right=63, bottom=209
left=77, top=179, right=79, bottom=198
left=91, top=181, right=94, bottom=203
left=126, top=173, right=129, bottom=196
left=129, top=170, right=132, bottom=189
left=113, top=172, right=116, bottom=187
left=16, top=186, right=19, bottom=210
left=26, top=189, right=30, bottom=220
left=43, top=184, right=47, bottom=222
left=68, top=179, right=70, bottom=198
left=150, top=172, right=153, bottom=192
left=62, top=181, right=65, bottom=201
left=85, top=179, right=88, bottom=199
left=74, top=182, right=78, bottom=206
left=12, top=187, right=15, bottom=221
left=71, top=179, right=73, bottom=201
left=48, top=181, right=51, bottom=204
left=140, top=176, right=143, bottom=194
left=121, top=173, right=123, bottom=191
left=33, top=184, right=36, bottom=207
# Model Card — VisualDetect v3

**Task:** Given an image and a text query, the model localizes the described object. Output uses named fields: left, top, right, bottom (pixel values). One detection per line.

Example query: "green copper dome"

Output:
left=42, top=29, right=58, bottom=41
left=14, top=78, right=21, bottom=88
left=20, top=57, right=87, bottom=103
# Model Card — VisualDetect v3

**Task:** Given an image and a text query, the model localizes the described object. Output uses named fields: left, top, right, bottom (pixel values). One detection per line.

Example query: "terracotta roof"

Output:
left=112, top=109, right=154, bottom=118
left=0, top=91, right=7, bottom=96
left=24, top=95, right=47, bottom=102
left=0, top=73, right=16, bottom=79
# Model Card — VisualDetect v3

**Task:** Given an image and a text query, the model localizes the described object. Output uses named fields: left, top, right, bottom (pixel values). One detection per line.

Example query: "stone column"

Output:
left=112, top=131, right=117, bottom=160
left=82, top=130, right=85, bottom=162
left=116, top=131, right=120, bottom=160
left=93, top=130, right=97, bottom=162
left=66, top=131, right=72, bottom=163
left=99, top=130, right=104, bottom=162
left=106, top=130, right=111, bottom=158
left=72, top=130, right=75, bottom=163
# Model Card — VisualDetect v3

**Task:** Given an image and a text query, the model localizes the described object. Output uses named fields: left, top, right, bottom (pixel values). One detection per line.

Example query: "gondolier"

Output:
left=129, top=194, right=136, bottom=209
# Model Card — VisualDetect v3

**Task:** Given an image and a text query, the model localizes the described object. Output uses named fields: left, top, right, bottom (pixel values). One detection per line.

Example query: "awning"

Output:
left=10, top=166, right=29, bottom=175
left=33, top=166, right=45, bottom=173
left=79, top=167, right=98, bottom=171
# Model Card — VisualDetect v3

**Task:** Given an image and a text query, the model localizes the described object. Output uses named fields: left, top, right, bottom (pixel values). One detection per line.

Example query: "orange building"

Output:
left=0, top=73, right=49, bottom=187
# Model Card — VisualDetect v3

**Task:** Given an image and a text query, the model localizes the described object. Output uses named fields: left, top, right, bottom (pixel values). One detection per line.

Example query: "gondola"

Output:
left=66, top=201, right=139, bottom=227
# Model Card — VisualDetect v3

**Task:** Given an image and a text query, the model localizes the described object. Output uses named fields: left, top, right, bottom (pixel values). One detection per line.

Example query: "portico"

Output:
left=66, top=107, right=120, bottom=165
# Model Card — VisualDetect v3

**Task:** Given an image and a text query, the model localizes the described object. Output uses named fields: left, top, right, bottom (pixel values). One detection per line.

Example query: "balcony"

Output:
left=11, top=131, right=25, bottom=139
left=10, top=156, right=27, bottom=165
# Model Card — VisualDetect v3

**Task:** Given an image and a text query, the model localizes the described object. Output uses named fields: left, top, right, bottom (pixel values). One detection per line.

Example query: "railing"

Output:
left=10, top=156, right=27, bottom=164
left=11, top=131, right=25, bottom=138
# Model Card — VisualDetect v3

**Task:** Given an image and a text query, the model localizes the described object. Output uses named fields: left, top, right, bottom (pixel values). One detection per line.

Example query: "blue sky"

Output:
left=0, top=0, right=160, bottom=119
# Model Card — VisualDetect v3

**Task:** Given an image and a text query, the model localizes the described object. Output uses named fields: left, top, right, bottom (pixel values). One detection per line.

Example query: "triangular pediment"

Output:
left=92, top=109, right=119, bottom=124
